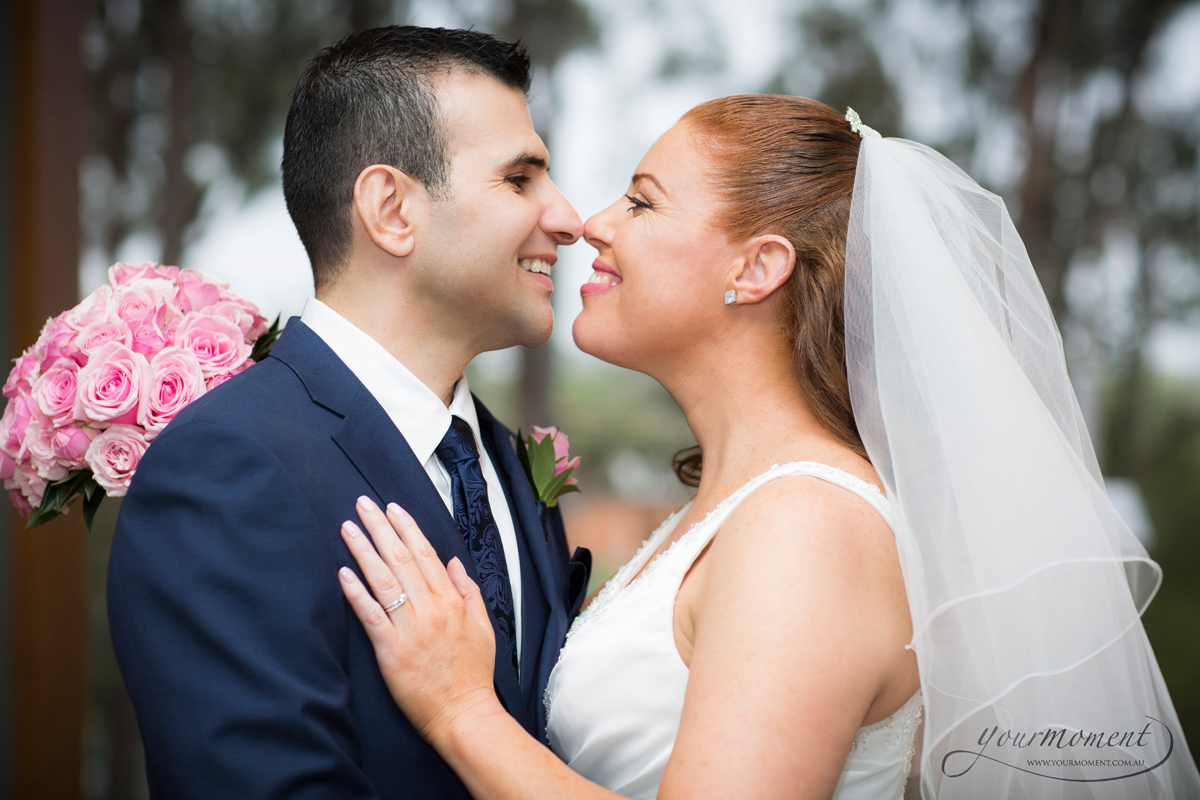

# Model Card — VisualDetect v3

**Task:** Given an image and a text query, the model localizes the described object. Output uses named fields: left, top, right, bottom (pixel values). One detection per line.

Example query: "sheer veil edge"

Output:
left=843, top=135, right=1200, bottom=799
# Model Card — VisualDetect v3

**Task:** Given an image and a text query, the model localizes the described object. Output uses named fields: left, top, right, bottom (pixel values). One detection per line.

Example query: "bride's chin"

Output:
left=571, top=315, right=600, bottom=357
left=572, top=314, right=620, bottom=364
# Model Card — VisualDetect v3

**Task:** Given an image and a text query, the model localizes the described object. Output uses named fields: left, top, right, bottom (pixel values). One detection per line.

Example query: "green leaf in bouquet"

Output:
left=23, top=470, right=99, bottom=530
left=25, top=472, right=77, bottom=529
left=249, top=314, right=285, bottom=363
left=81, top=481, right=106, bottom=531
left=25, top=504, right=64, bottom=530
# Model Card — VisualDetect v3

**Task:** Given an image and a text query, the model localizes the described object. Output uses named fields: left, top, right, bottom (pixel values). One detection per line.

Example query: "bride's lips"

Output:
left=581, top=260, right=621, bottom=296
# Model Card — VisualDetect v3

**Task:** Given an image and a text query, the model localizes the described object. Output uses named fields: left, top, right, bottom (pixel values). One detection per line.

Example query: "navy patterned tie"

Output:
left=435, top=415, right=519, bottom=671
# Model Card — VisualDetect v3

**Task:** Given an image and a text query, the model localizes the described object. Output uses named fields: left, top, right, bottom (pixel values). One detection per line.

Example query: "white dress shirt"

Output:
left=301, top=297, right=523, bottom=663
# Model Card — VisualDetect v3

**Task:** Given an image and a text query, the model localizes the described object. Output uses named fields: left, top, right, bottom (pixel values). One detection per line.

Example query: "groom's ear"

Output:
left=727, top=235, right=795, bottom=305
left=352, top=164, right=426, bottom=259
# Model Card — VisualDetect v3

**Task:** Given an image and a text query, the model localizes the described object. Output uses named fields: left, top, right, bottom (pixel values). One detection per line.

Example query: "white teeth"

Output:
left=519, top=258, right=552, bottom=276
left=588, top=270, right=620, bottom=286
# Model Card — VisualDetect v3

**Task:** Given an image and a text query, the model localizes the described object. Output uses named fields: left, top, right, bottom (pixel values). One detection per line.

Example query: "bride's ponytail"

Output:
left=673, top=95, right=866, bottom=487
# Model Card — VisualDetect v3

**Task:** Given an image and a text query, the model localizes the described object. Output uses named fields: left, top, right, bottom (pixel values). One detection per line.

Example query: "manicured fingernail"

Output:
left=386, top=502, right=403, bottom=516
left=339, top=567, right=354, bottom=583
left=342, top=521, right=360, bottom=538
left=357, top=496, right=376, bottom=511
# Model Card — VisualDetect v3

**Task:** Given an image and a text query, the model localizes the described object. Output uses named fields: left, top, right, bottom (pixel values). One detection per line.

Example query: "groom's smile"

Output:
left=416, top=71, right=582, bottom=352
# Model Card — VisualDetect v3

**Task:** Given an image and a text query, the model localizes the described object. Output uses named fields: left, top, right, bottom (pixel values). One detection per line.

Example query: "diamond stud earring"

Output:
left=724, top=290, right=737, bottom=305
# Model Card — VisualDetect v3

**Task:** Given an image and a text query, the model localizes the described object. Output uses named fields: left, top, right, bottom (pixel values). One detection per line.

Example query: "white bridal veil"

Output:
left=842, top=110, right=1200, bottom=799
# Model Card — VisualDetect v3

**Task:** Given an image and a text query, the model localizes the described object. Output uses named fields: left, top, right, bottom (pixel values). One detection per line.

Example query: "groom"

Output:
left=108, top=26, right=590, bottom=798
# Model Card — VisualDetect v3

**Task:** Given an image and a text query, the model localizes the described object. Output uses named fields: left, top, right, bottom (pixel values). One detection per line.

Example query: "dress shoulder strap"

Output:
left=667, top=462, right=897, bottom=575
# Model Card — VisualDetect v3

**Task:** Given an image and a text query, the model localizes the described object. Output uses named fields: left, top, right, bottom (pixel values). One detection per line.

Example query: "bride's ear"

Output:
left=727, top=235, right=795, bottom=305
left=352, top=164, right=425, bottom=259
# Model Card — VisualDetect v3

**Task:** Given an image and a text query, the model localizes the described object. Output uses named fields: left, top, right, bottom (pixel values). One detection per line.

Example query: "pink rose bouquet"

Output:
left=1, top=262, right=282, bottom=529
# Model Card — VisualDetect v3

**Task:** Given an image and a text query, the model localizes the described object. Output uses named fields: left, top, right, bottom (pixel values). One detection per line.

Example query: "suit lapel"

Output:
left=270, top=321, right=531, bottom=733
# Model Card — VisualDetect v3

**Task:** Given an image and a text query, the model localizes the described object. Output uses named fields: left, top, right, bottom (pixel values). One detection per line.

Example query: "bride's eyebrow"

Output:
left=631, top=172, right=667, bottom=196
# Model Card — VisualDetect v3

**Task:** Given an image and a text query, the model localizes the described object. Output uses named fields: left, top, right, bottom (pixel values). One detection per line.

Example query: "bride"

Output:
left=336, top=96, right=1199, bottom=799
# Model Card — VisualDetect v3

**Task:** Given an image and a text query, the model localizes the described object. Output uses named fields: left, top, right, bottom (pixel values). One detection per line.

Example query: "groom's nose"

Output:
left=541, top=181, right=583, bottom=245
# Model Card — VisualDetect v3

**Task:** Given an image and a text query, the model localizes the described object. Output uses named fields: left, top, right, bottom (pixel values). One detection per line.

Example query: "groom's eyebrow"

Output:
left=632, top=172, right=667, bottom=195
left=500, top=152, right=548, bottom=172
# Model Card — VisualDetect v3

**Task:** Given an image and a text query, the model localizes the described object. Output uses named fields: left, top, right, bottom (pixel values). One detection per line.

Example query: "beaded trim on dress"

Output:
left=850, top=690, right=923, bottom=794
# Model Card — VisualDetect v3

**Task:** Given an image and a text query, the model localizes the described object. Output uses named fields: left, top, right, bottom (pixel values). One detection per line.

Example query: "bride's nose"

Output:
left=583, top=201, right=620, bottom=252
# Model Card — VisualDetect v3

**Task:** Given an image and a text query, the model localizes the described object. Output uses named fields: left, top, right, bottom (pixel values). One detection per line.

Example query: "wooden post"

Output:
left=0, top=0, right=13, bottom=790
left=6, top=0, right=88, bottom=797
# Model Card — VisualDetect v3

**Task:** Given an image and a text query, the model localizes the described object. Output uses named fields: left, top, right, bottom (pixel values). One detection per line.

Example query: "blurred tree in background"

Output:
left=75, top=0, right=1199, bottom=796
left=83, top=0, right=404, bottom=268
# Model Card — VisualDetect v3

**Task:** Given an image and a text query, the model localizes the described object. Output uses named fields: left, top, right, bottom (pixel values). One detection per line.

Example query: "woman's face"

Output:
left=573, top=121, right=739, bottom=374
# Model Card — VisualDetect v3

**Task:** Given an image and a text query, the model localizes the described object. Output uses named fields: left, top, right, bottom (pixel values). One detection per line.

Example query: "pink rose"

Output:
left=112, top=285, right=160, bottom=328
left=73, top=341, right=153, bottom=427
left=174, top=312, right=251, bottom=377
left=155, top=294, right=186, bottom=340
left=1, top=393, right=33, bottom=458
left=24, top=410, right=67, bottom=482
left=108, top=261, right=180, bottom=285
left=73, top=319, right=133, bottom=359
left=31, top=360, right=80, bottom=426
left=138, top=346, right=206, bottom=436
left=205, top=358, right=253, bottom=391
left=531, top=425, right=581, bottom=483
left=216, top=292, right=269, bottom=340
left=4, top=353, right=40, bottom=399
left=208, top=301, right=261, bottom=341
left=64, top=284, right=113, bottom=331
left=8, top=488, right=33, bottom=518
left=130, top=317, right=170, bottom=358
left=13, top=460, right=47, bottom=509
left=0, top=449, right=16, bottom=481
left=52, top=424, right=96, bottom=467
left=30, top=315, right=77, bottom=367
left=174, top=269, right=224, bottom=313
left=85, top=424, right=149, bottom=496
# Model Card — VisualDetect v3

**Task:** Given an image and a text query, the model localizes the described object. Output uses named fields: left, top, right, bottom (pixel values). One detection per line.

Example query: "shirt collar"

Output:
left=299, top=297, right=482, bottom=466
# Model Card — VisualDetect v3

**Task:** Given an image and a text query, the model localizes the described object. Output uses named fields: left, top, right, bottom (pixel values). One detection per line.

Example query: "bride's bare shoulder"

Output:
left=710, top=464, right=896, bottom=570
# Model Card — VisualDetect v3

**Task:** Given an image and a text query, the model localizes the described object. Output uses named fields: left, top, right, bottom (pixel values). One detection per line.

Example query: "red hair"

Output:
left=673, top=95, right=865, bottom=486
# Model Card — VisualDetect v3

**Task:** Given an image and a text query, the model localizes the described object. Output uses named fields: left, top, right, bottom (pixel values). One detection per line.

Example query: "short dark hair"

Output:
left=282, top=26, right=532, bottom=290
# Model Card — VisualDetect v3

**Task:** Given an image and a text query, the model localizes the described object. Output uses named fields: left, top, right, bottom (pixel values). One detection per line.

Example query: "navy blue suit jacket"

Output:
left=108, top=319, right=590, bottom=799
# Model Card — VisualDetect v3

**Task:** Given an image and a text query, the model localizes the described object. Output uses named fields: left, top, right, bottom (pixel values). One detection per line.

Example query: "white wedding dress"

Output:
left=544, top=461, right=923, bottom=800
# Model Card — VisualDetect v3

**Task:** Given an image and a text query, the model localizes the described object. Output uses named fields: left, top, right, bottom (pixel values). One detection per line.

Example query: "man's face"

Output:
left=415, top=71, right=582, bottom=351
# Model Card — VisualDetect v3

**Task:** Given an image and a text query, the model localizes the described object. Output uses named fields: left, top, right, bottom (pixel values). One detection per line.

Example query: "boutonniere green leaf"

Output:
left=516, top=425, right=581, bottom=508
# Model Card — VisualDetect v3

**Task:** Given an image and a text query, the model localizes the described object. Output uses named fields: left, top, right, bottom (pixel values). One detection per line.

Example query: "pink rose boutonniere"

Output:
left=1, top=261, right=284, bottom=530
left=516, top=425, right=581, bottom=508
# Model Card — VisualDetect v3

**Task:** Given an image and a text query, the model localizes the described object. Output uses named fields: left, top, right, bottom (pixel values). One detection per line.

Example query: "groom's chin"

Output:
left=515, top=309, right=554, bottom=349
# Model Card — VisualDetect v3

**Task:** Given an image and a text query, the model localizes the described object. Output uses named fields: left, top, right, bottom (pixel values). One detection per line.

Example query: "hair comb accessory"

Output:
left=845, top=107, right=881, bottom=140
